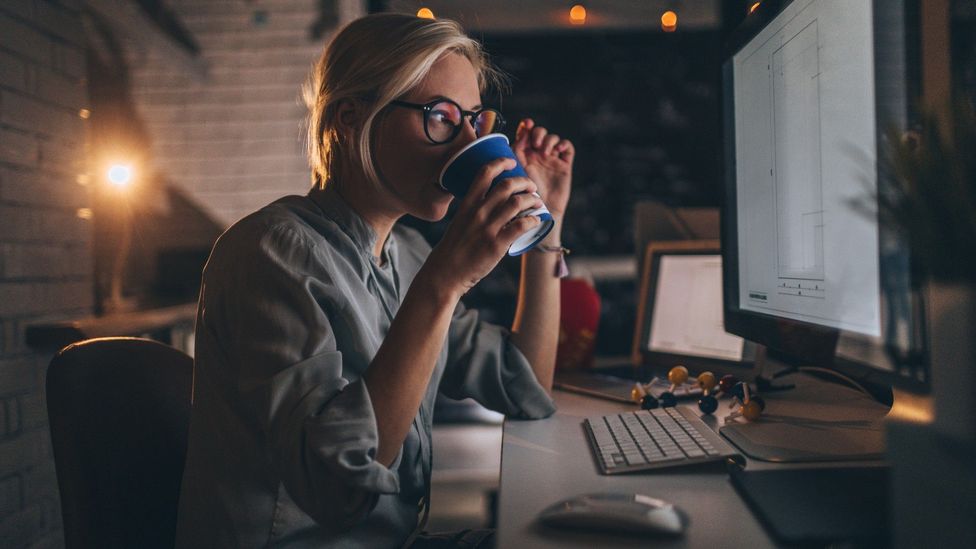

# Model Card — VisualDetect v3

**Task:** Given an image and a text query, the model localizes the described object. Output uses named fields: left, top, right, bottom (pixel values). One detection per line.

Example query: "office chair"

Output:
left=46, top=337, right=193, bottom=549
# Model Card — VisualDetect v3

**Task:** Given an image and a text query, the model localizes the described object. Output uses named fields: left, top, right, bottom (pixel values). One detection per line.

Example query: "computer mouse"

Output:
left=537, top=492, right=688, bottom=536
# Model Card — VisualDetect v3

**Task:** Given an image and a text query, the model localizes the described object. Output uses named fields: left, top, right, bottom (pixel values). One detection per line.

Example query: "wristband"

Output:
left=533, top=245, right=570, bottom=278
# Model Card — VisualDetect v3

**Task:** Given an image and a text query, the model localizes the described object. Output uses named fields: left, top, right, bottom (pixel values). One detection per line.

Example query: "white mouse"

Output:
left=537, top=492, right=688, bottom=536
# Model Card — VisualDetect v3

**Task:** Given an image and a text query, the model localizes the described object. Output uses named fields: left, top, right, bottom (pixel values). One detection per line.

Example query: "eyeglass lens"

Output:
left=427, top=101, right=501, bottom=143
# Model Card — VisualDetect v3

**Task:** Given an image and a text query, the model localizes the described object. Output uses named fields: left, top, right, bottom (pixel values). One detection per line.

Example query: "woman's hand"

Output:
left=424, top=158, right=544, bottom=297
left=511, top=119, right=575, bottom=216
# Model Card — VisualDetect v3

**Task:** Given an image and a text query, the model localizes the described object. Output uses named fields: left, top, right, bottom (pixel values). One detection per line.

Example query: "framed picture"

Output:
left=631, top=240, right=756, bottom=374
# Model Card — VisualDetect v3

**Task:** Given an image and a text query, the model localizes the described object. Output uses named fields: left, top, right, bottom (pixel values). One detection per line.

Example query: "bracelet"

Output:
left=533, top=245, right=571, bottom=278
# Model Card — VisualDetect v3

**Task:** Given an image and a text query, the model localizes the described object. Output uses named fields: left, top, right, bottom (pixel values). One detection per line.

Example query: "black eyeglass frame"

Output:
left=389, top=98, right=506, bottom=144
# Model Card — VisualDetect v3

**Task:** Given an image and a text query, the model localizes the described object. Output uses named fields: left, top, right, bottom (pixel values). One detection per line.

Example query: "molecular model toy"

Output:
left=631, top=366, right=766, bottom=422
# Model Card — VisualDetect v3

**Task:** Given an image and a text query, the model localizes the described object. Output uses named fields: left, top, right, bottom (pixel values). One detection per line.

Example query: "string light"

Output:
left=569, top=5, right=586, bottom=26
left=661, top=10, right=677, bottom=32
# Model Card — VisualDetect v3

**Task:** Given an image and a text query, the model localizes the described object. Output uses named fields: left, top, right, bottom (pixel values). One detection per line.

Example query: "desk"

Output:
left=497, top=389, right=775, bottom=548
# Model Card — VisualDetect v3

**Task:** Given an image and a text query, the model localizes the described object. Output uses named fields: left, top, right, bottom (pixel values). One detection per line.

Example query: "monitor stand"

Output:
left=719, top=366, right=890, bottom=463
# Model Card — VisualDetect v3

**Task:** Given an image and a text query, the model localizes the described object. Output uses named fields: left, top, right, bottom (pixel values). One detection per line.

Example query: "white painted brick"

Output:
left=37, top=136, right=87, bottom=176
left=153, top=137, right=301, bottom=160
left=52, top=0, right=84, bottom=12
left=0, top=51, right=29, bottom=94
left=154, top=120, right=305, bottom=143
left=21, top=465, right=56, bottom=515
left=173, top=0, right=320, bottom=16
left=0, top=167, right=89, bottom=209
left=134, top=81, right=307, bottom=106
left=27, top=531, right=64, bottom=549
left=0, top=473, right=22, bottom=519
left=0, top=357, right=38, bottom=395
left=0, top=90, right=82, bottom=137
left=0, top=430, right=48, bottom=474
left=139, top=100, right=305, bottom=125
left=0, top=243, right=90, bottom=280
left=17, top=393, right=44, bottom=432
left=0, top=13, right=51, bottom=65
left=0, top=205, right=90, bottom=244
left=0, top=0, right=33, bottom=20
left=30, top=64, right=86, bottom=110
left=0, top=501, right=42, bottom=545
left=0, top=128, right=40, bottom=168
left=163, top=153, right=306, bottom=179
left=31, top=0, right=85, bottom=47
left=181, top=10, right=321, bottom=34
left=0, top=280, right=92, bottom=316
left=50, top=41, right=84, bottom=80
left=5, top=397, right=20, bottom=436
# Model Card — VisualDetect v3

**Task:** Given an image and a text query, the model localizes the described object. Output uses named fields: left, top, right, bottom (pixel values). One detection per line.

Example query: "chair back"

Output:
left=47, top=337, right=192, bottom=549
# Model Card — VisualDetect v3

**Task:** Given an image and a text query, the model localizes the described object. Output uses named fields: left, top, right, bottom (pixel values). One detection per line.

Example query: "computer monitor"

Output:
left=720, top=0, right=927, bottom=463
left=721, top=0, right=928, bottom=397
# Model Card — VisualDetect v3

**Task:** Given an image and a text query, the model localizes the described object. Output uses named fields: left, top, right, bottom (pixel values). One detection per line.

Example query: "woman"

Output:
left=175, top=13, right=574, bottom=548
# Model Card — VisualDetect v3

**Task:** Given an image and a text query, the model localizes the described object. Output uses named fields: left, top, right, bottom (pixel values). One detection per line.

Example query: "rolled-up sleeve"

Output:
left=438, top=300, right=556, bottom=419
left=203, top=224, right=399, bottom=532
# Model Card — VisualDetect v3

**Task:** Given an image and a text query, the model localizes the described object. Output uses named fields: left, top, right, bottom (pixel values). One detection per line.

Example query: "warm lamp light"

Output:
left=107, top=164, right=133, bottom=187
left=569, top=5, right=586, bottom=25
left=661, top=10, right=677, bottom=32
left=750, top=2, right=761, bottom=14
left=417, top=7, right=434, bottom=19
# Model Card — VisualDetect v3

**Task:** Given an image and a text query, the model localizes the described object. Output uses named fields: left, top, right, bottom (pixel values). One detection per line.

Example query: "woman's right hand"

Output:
left=423, top=157, right=544, bottom=298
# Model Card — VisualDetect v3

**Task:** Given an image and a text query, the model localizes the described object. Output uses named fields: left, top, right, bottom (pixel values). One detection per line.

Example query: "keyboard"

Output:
left=584, top=406, right=741, bottom=474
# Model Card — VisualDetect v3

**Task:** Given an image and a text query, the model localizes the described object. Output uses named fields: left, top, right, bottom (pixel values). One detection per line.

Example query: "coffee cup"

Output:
left=439, top=133, right=555, bottom=256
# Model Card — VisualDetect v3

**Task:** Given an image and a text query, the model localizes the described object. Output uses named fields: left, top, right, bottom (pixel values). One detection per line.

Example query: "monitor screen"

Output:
left=721, top=0, right=928, bottom=390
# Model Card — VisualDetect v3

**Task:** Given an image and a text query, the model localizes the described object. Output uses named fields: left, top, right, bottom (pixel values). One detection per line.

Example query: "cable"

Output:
left=795, top=366, right=872, bottom=398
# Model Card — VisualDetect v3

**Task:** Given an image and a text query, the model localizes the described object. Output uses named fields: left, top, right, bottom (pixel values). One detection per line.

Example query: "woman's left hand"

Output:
left=512, top=118, right=574, bottom=217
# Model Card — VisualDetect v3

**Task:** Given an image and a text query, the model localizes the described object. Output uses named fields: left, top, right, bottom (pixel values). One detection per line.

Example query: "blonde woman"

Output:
left=176, top=13, right=575, bottom=549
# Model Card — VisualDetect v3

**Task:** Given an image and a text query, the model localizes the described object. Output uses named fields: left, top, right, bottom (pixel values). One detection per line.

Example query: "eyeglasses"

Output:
left=389, top=98, right=505, bottom=145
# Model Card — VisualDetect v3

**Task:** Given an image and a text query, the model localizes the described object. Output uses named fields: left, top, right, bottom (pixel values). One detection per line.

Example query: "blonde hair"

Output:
left=303, top=13, right=509, bottom=189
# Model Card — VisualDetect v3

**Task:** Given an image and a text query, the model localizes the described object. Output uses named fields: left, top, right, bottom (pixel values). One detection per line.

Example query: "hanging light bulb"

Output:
left=570, top=5, right=587, bottom=26
left=661, top=10, right=678, bottom=33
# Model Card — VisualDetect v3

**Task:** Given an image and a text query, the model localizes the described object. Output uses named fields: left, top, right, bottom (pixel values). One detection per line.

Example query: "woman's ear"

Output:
left=335, top=99, right=362, bottom=138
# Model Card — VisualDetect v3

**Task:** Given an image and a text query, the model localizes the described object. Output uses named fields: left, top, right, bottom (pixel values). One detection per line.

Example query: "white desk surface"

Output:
left=497, top=389, right=775, bottom=548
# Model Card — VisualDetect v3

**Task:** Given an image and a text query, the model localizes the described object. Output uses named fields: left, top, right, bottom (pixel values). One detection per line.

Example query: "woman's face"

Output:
left=372, top=52, right=483, bottom=222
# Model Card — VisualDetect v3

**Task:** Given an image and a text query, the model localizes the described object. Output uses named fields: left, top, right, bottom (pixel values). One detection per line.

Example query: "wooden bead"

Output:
left=742, top=400, right=763, bottom=421
left=697, top=371, right=717, bottom=393
left=719, top=374, right=738, bottom=393
left=668, top=365, right=689, bottom=386
left=640, top=395, right=660, bottom=410
left=698, top=395, right=718, bottom=414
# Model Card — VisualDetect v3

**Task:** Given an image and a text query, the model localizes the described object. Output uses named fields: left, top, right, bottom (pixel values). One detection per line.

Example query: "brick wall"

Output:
left=0, top=1, right=92, bottom=548
left=128, top=0, right=365, bottom=227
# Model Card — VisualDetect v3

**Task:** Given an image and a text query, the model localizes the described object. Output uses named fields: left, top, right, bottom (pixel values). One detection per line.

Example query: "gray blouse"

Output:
left=175, top=185, right=556, bottom=548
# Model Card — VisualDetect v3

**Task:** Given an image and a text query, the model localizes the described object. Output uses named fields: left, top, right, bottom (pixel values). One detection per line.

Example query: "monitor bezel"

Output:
left=720, top=0, right=930, bottom=393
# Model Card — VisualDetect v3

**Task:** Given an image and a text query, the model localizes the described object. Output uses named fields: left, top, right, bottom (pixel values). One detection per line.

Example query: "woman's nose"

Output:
left=450, top=121, right=479, bottom=153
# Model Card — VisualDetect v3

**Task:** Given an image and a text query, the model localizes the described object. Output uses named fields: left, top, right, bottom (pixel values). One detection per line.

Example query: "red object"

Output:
left=556, top=278, right=601, bottom=369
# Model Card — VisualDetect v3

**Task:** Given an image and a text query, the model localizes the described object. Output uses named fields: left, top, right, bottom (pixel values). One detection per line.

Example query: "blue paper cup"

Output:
left=439, top=133, right=555, bottom=256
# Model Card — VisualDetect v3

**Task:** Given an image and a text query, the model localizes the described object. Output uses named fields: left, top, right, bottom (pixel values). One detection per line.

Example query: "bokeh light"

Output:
left=107, top=164, right=133, bottom=187
left=417, top=7, right=434, bottom=19
left=570, top=5, right=586, bottom=26
left=661, top=10, right=678, bottom=32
